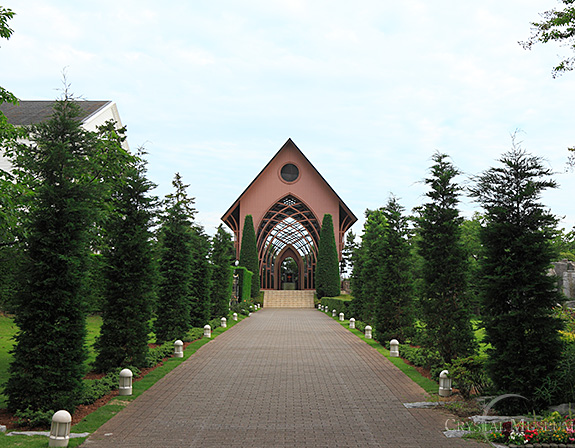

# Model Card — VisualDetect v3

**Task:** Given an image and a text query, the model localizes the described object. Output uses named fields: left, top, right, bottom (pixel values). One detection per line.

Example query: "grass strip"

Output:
left=334, top=316, right=439, bottom=394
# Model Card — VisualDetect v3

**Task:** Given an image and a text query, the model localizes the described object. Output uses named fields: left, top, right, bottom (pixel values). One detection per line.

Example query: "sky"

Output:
left=1, top=0, right=574, bottom=235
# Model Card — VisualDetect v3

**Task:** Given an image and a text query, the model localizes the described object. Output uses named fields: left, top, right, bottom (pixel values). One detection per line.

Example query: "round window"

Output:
left=280, top=163, right=299, bottom=182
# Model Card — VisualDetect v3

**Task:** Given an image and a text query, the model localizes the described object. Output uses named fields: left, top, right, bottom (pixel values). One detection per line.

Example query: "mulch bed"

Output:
left=0, top=341, right=195, bottom=431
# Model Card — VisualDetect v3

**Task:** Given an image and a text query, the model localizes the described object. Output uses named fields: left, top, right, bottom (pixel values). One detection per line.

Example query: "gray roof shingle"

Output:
left=0, top=100, right=111, bottom=126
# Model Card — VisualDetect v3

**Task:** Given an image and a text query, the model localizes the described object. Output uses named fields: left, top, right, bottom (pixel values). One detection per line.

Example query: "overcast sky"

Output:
left=2, top=0, right=574, bottom=235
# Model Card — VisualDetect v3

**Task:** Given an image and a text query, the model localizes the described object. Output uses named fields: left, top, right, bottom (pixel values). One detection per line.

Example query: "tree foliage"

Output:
left=94, top=150, right=157, bottom=371
left=210, top=224, right=235, bottom=318
left=522, top=0, right=575, bottom=77
left=316, top=214, right=340, bottom=299
left=239, top=214, right=260, bottom=298
left=153, top=173, right=195, bottom=343
left=415, top=152, right=477, bottom=363
left=5, top=98, right=125, bottom=412
left=373, top=197, right=414, bottom=342
left=350, top=209, right=386, bottom=323
left=470, top=138, right=564, bottom=401
left=189, top=225, right=211, bottom=327
left=340, top=230, right=357, bottom=278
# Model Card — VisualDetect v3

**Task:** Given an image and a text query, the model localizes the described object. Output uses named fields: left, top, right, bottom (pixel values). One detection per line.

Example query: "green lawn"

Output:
left=0, top=315, right=17, bottom=407
left=0, top=315, right=103, bottom=408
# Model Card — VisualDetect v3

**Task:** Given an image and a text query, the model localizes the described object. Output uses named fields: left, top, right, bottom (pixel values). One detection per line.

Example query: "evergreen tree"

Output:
left=415, top=152, right=476, bottom=363
left=189, top=225, right=211, bottom=327
left=94, top=151, right=157, bottom=371
left=239, top=214, right=260, bottom=298
left=316, top=214, right=341, bottom=298
left=5, top=98, right=120, bottom=412
left=153, top=173, right=196, bottom=343
left=374, top=196, right=414, bottom=342
left=350, top=209, right=386, bottom=323
left=340, top=230, right=357, bottom=278
left=210, top=224, right=235, bottom=318
left=470, top=139, right=563, bottom=400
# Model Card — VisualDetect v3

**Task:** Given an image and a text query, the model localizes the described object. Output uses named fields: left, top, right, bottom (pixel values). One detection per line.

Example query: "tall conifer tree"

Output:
left=316, top=214, right=340, bottom=298
left=154, top=173, right=196, bottom=343
left=95, top=151, right=157, bottom=371
left=374, top=197, right=414, bottom=341
left=239, top=214, right=260, bottom=298
left=189, top=225, right=212, bottom=326
left=211, top=225, right=235, bottom=318
left=470, top=140, right=563, bottom=400
left=5, top=97, right=125, bottom=412
left=415, top=152, right=476, bottom=363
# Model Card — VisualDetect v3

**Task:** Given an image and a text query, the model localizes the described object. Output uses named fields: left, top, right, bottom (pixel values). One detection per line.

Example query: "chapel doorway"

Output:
left=280, top=257, right=299, bottom=290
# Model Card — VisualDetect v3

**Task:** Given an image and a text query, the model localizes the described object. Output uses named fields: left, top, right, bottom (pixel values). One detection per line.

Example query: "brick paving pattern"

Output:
left=82, top=309, right=482, bottom=447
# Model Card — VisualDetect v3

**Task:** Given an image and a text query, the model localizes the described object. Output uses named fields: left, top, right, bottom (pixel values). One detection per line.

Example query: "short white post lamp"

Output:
left=389, top=339, right=399, bottom=357
left=49, top=410, right=71, bottom=447
left=365, top=325, right=372, bottom=339
left=204, top=324, right=212, bottom=338
left=339, top=312, right=344, bottom=321
left=439, top=370, right=453, bottom=397
left=119, top=368, right=133, bottom=396
left=349, top=318, right=356, bottom=329
left=174, top=340, right=184, bottom=358
left=233, top=312, right=238, bottom=321
left=221, top=317, right=227, bottom=328
left=332, top=309, right=336, bottom=317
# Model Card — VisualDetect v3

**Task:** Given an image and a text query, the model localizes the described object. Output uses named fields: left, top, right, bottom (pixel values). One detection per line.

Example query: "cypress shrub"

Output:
left=239, top=214, right=260, bottom=298
left=316, top=214, right=340, bottom=298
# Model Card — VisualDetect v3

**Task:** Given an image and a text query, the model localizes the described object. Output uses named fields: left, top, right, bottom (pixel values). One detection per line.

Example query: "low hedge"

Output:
left=320, top=297, right=350, bottom=316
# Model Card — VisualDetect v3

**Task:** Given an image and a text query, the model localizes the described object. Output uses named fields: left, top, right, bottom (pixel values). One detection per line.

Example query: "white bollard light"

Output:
left=249, top=312, right=252, bottom=316
left=365, top=325, right=372, bottom=339
left=174, top=339, right=184, bottom=358
left=233, top=312, right=238, bottom=321
left=49, top=410, right=71, bottom=447
left=349, top=318, right=356, bottom=329
left=221, top=317, right=227, bottom=328
left=390, top=339, right=400, bottom=357
left=119, top=368, right=133, bottom=396
left=439, top=370, right=453, bottom=397
left=204, top=324, right=212, bottom=338
left=332, top=309, right=336, bottom=317
left=339, top=312, right=344, bottom=321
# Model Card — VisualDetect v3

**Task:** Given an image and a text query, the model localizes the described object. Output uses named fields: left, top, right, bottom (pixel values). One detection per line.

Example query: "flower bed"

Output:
left=488, top=413, right=575, bottom=446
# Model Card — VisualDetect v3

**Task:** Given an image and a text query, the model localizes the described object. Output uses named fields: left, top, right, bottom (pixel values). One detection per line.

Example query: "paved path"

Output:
left=82, top=309, right=482, bottom=448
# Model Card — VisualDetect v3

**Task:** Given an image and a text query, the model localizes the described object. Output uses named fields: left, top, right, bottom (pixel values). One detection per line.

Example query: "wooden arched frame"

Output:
left=257, top=194, right=320, bottom=290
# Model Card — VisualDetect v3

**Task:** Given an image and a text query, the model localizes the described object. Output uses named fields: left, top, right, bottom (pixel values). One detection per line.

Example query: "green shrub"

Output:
left=145, top=342, right=174, bottom=368
left=14, top=407, right=54, bottom=428
left=183, top=327, right=204, bottom=342
left=320, top=298, right=350, bottom=316
left=447, top=355, right=493, bottom=398
left=80, top=366, right=142, bottom=406
left=399, top=344, right=444, bottom=379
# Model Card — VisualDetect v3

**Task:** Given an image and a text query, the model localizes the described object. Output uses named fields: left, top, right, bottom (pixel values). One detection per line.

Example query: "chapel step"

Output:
left=263, top=290, right=315, bottom=308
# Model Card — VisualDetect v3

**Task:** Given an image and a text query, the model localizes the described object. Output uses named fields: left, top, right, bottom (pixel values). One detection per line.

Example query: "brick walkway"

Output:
left=82, top=309, right=482, bottom=448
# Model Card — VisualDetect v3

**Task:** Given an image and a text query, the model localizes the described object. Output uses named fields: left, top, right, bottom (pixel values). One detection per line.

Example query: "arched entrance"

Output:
left=276, top=246, right=303, bottom=290
left=257, top=195, right=319, bottom=290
